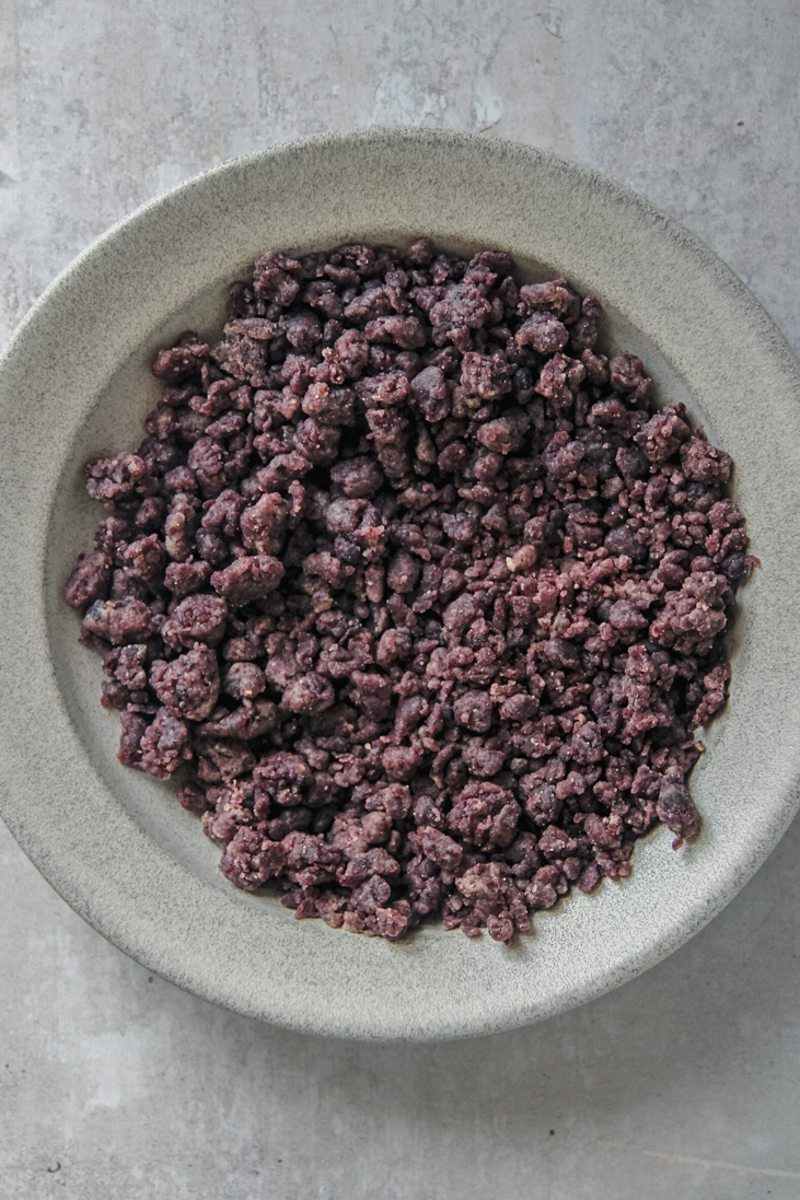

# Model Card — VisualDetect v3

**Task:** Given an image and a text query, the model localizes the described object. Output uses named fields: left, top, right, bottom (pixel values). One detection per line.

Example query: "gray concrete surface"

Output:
left=1, top=2, right=798, bottom=1196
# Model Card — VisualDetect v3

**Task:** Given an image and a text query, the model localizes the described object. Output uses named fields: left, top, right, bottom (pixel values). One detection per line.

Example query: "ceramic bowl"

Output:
left=1, top=128, right=799, bottom=1041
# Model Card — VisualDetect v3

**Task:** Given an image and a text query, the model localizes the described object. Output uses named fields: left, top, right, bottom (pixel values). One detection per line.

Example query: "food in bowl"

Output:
left=64, top=239, right=752, bottom=942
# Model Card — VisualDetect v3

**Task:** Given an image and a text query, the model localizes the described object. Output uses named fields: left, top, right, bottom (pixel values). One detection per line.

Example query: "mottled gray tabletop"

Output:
left=1, top=3, right=799, bottom=1197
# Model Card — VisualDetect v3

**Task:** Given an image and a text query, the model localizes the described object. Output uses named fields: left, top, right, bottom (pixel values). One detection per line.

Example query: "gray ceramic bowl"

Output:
left=1, top=128, right=799, bottom=1042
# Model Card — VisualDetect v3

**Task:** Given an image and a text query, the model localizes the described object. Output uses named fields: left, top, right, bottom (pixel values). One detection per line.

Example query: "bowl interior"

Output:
left=3, top=130, right=799, bottom=1039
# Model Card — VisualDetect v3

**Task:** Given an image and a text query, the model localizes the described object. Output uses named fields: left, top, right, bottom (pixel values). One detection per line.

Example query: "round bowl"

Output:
left=1, top=128, right=799, bottom=1042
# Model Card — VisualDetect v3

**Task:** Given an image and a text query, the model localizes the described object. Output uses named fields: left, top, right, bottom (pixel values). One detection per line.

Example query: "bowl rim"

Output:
left=1, top=126, right=799, bottom=1042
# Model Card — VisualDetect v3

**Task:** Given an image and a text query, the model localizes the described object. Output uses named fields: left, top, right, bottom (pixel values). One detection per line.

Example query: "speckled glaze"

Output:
left=1, top=128, right=798, bottom=1042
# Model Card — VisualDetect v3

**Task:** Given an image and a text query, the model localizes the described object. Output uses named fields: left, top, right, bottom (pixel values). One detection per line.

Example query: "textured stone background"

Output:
left=1, top=2, right=798, bottom=1197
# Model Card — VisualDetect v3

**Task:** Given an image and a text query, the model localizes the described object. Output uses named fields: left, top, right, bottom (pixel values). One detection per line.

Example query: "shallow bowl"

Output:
left=1, top=128, right=799, bottom=1041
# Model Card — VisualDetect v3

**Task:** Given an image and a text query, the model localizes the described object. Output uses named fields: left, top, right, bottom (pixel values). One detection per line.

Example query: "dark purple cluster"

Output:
left=65, top=240, right=753, bottom=942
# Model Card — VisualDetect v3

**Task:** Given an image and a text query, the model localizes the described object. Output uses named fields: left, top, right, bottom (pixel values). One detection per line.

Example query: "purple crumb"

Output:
left=64, top=240, right=754, bottom=943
